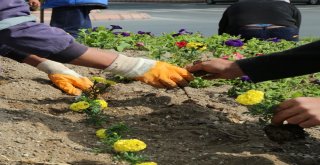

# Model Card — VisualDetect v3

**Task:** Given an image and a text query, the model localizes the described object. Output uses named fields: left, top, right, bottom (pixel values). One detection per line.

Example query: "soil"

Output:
left=1, top=51, right=320, bottom=165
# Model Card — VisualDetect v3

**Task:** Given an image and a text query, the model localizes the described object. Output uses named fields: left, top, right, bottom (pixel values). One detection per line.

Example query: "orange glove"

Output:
left=105, top=54, right=193, bottom=88
left=37, top=60, right=93, bottom=95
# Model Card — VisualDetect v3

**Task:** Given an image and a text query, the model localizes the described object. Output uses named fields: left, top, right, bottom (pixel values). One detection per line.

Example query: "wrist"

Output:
left=104, top=54, right=156, bottom=78
left=224, top=61, right=245, bottom=79
left=37, top=60, right=82, bottom=77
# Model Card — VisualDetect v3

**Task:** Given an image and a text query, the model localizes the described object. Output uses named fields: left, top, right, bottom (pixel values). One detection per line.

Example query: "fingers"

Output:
left=72, top=77, right=93, bottom=90
left=170, top=65, right=194, bottom=81
left=299, top=118, right=319, bottom=128
left=271, top=106, right=300, bottom=125
left=170, top=73, right=189, bottom=87
left=285, top=113, right=310, bottom=125
left=275, top=99, right=295, bottom=112
left=158, top=72, right=178, bottom=88
left=135, top=76, right=166, bottom=88
left=48, top=74, right=82, bottom=95
left=185, top=62, right=204, bottom=73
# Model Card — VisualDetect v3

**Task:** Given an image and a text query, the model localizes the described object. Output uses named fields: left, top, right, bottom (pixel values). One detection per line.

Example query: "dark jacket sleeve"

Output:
left=291, top=5, right=301, bottom=28
left=218, top=9, right=229, bottom=35
left=236, top=40, right=320, bottom=82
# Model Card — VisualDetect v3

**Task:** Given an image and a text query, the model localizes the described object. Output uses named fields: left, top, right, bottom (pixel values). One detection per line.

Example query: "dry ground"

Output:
left=1, top=51, right=320, bottom=165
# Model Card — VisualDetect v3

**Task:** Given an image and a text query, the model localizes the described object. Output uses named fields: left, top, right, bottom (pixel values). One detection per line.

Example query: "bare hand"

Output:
left=28, top=0, right=41, bottom=7
left=272, top=97, right=320, bottom=128
left=186, top=58, right=244, bottom=79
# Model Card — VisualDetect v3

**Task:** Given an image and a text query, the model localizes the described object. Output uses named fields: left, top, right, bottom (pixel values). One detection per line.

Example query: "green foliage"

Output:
left=95, top=123, right=148, bottom=165
left=189, top=77, right=213, bottom=88
left=229, top=75, right=320, bottom=122
left=114, top=152, right=148, bottom=165
left=75, top=81, right=113, bottom=126
left=78, top=26, right=320, bottom=124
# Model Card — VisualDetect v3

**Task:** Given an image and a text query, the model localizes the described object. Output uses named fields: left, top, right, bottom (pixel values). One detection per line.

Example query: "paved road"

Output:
left=93, top=3, right=320, bottom=37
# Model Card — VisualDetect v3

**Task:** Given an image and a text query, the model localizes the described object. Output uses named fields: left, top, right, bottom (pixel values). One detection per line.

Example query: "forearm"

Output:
left=69, top=48, right=118, bottom=69
left=236, top=41, right=320, bottom=82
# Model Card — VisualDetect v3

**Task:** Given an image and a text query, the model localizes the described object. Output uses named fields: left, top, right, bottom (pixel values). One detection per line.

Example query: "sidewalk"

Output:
left=31, top=9, right=151, bottom=22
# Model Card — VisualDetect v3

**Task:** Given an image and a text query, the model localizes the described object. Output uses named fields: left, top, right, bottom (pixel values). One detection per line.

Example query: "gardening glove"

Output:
left=37, top=60, right=93, bottom=95
left=105, top=54, right=194, bottom=88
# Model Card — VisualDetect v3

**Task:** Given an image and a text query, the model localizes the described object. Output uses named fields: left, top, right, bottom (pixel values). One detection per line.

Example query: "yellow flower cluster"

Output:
left=235, top=90, right=264, bottom=105
left=113, top=139, right=147, bottom=152
left=94, top=99, right=108, bottom=109
left=96, top=129, right=107, bottom=139
left=136, top=162, right=158, bottom=165
left=69, top=101, right=90, bottom=112
left=186, top=42, right=207, bottom=51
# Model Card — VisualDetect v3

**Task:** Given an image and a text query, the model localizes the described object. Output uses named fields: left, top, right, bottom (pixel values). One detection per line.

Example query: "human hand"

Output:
left=28, top=0, right=41, bottom=7
left=135, top=61, right=194, bottom=88
left=272, top=97, right=320, bottom=128
left=37, top=60, right=93, bottom=95
left=105, top=54, right=194, bottom=88
left=186, top=58, right=244, bottom=79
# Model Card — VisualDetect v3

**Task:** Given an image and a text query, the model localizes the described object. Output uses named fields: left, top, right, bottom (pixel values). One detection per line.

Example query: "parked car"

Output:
left=206, top=0, right=319, bottom=5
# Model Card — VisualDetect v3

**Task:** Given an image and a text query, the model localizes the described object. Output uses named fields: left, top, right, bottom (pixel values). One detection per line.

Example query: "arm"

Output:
left=187, top=41, right=320, bottom=82
left=186, top=41, right=320, bottom=128
left=291, top=5, right=301, bottom=28
left=218, top=9, right=229, bottom=35
left=0, top=20, right=193, bottom=90
left=0, top=45, right=93, bottom=95
left=236, top=40, right=320, bottom=82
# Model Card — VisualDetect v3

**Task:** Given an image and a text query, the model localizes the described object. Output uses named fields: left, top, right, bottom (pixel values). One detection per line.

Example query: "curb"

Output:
left=31, top=10, right=151, bottom=22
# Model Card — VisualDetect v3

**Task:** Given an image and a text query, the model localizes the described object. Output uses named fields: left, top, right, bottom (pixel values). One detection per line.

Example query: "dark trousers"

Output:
left=237, top=27, right=299, bottom=41
left=50, top=6, right=92, bottom=38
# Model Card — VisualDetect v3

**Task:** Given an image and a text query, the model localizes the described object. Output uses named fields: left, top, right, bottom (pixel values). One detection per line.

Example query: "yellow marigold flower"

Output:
left=236, top=90, right=264, bottom=105
left=96, top=129, right=107, bottom=139
left=94, top=99, right=108, bottom=109
left=136, top=162, right=158, bottom=165
left=186, top=42, right=206, bottom=50
left=113, top=139, right=147, bottom=152
left=69, top=101, right=90, bottom=112
left=199, top=46, right=207, bottom=51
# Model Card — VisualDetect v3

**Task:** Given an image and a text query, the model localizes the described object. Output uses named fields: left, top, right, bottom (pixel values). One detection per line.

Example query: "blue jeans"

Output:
left=238, top=27, right=299, bottom=41
left=50, top=6, right=92, bottom=38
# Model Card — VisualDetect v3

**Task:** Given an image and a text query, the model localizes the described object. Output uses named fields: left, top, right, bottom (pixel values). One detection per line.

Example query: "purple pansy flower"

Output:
left=241, top=75, right=252, bottom=82
left=267, top=38, right=281, bottom=42
left=179, top=29, right=193, bottom=34
left=110, top=25, right=123, bottom=31
left=121, top=32, right=131, bottom=37
left=172, top=29, right=193, bottom=37
left=225, top=39, right=244, bottom=47
left=137, top=31, right=152, bottom=35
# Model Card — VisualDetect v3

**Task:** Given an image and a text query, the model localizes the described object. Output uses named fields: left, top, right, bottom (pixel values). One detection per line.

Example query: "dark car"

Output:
left=206, top=0, right=319, bottom=5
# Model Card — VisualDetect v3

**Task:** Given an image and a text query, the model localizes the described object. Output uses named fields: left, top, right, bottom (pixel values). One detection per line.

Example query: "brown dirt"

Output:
left=1, top=51, right=320, bottom=165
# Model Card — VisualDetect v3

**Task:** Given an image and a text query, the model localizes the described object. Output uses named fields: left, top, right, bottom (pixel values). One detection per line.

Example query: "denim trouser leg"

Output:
left=50, top=6, right=92, bottom=38
left=238, top=27, right=299, bottom=41
left=268, top=27, right=299, bottom=41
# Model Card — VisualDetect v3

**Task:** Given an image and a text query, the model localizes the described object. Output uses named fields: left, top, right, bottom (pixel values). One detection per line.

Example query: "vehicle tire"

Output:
left=206, top=0, right=216, bottom=5
left=309, top=0, right=319, bottom=5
